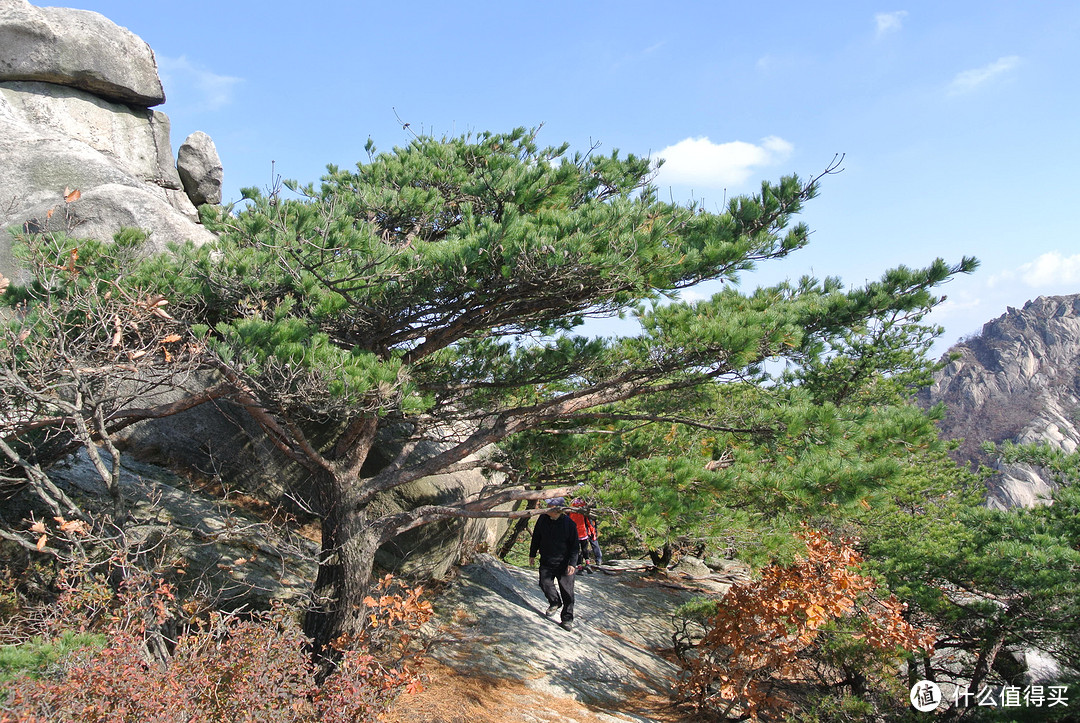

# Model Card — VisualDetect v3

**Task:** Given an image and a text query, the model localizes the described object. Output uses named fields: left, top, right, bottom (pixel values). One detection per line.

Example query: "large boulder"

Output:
left=0, top=0, right=165, bottom=107
left=49, top=449, right=319, bottom=610
left=414, top=554, right=701, bottom=716
left=177, top=131, right=223, bottom=206
left=0, top=81, right=180, bottom=188
left=0, top=5, right=218, bottom=282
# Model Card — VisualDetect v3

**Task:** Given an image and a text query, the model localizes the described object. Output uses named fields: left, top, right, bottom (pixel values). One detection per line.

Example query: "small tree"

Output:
left=677, top=529, right=934, bottom=720
left=4, top=128, right=975, bottom=653
left=0, top=220, right=223, bottom=563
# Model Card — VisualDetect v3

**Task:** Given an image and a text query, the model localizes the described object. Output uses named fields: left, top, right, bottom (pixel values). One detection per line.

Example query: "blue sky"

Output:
left=66, top=1, right=1080, bottom=355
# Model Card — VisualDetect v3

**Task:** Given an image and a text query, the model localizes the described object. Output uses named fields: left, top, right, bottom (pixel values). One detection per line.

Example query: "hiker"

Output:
left=568, top=498, right=602, bottom=573
left=529, top=497, right=579, bottom=630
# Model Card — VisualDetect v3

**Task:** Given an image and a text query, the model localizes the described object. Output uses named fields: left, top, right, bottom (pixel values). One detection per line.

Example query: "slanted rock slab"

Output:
left=426, top=554, right=711, bottom=718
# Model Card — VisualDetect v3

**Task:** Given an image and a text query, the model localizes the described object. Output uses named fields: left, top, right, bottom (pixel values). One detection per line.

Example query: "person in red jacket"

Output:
left=568, top=498, right=602, bottom=573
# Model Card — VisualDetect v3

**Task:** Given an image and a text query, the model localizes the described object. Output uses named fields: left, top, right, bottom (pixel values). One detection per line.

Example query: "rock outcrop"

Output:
left=0, top=0, right=218, bottom=284
left=395, top=554, right=734, bottom=721
left=920, top=295, right=1080, bottom=508
left=0, top=0, right=165, bottom=106
left=118, top=393, right=509, bottom=581
left=0, top=0, right=515, bottom=592
left=50, top=449, right=319, bottom=609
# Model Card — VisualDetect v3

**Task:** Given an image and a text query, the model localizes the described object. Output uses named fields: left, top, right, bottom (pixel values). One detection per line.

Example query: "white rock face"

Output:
left=0, top=2, right=220, bottom=281
left=921, top=295, right=1080, bottom=507
left=0, top=81, right=181, bottom=189
left=430, top=554, right=700, bottom=711
left=0, top=0, right=165, bottom=106
left=0, top=86, right=215, bottom=268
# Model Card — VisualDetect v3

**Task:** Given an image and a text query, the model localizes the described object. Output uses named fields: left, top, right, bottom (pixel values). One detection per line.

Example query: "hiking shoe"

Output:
left=544, top=604, right=560, bottom=617
left=584, top=565, right=595, bottom=574
left=560, top=620, right=574, bottom=631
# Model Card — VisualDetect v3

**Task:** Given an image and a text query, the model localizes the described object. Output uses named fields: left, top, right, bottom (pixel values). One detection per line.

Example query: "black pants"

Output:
left=538, top=564, right=575, bottom=622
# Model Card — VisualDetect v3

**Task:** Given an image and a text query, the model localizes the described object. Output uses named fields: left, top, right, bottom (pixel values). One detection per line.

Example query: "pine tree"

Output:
left=3, top=128, right=975, bottom=651
left=862, top=442, right=1080, bottom=695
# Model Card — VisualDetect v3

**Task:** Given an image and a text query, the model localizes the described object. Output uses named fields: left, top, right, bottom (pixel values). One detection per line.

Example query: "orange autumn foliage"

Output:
left=678, top=529, right=934, bottom=719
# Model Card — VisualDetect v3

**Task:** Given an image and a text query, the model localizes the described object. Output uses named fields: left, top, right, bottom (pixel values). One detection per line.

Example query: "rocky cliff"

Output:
left=0, top=0, right=221, bottom=282
left=919, top=294, right=1080, bottom=508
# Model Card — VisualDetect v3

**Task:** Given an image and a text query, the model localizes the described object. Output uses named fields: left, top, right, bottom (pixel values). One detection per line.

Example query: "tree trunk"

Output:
left=969, top=625, right=1008, bottom=693
left=303, top=503, right=381, bottom=654
left=300, top=415, right=384, bottom=654
left=497, top=500, right=537, bottom=559
left=649, top=543, right=673, bottom=569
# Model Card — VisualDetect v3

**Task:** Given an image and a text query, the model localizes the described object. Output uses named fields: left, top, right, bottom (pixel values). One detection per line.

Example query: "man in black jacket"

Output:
left=529, top=497, right=580, bottom=630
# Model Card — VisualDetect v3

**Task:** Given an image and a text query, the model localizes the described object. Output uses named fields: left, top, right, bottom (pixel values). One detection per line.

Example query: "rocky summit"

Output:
left=0, top=0, right=220, bottom=283
left=920, top=294, right=1080, bottom=508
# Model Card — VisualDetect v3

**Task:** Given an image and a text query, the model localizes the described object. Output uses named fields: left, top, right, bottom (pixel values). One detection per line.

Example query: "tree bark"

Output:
left=969, top=624, right=1008, bottom=693
left=301, top=415, right=382, bottom=654
left=649, top=543, right=673, bottom=569
left=497, top=503, right=536, bottom=559
left=302, top=503, right=382, bottom=653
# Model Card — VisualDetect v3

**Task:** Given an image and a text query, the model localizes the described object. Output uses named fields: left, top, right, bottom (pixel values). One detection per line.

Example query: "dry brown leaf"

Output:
left=58, top=518, right=89, bottom=535
left=64, top=187, right=81, bottom=203
left=111, top=315, right=123, bottom=348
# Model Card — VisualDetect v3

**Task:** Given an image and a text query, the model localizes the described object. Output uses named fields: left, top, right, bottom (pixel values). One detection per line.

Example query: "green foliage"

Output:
left=0, top=631, right=105, bottom=684
left=3, top=127, right=982, bottom=666
left=860, top=442, right=1080, bottom=694
left=539, top=304, right=958, bottom=564
left=122, top=129, right=968, bottom=442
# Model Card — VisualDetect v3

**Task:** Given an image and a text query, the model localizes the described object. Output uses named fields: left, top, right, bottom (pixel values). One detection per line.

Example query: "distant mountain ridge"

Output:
left=919, top=294, right=1080, bottom=508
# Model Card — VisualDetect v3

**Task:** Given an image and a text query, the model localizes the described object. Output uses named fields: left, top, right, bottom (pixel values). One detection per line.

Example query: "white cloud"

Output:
left=679, top=289, right=709, bottom=303
left=653, top=136, right=794, bottom=190
left=874, top=11, right=908, bottom=36
left=933, top=290, right=984, bottom=316
left=947, top=55, right=1020, bottom=95
left=157, top=55, right=242, bottom=111
left=989, top=252, right=1080, bottom=288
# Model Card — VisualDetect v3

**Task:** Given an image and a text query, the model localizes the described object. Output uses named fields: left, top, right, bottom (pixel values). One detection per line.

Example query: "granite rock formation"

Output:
left=1, top=0, right=503, bottom=584
left=920, top=295, right=1080, bottom=508
left=404, top=554, right=742, bottom=720
left=0, top=0, right=218, bottom=283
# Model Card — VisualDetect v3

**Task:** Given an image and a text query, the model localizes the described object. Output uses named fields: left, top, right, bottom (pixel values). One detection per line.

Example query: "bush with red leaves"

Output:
left=1, top=571, right=430, bottom=722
